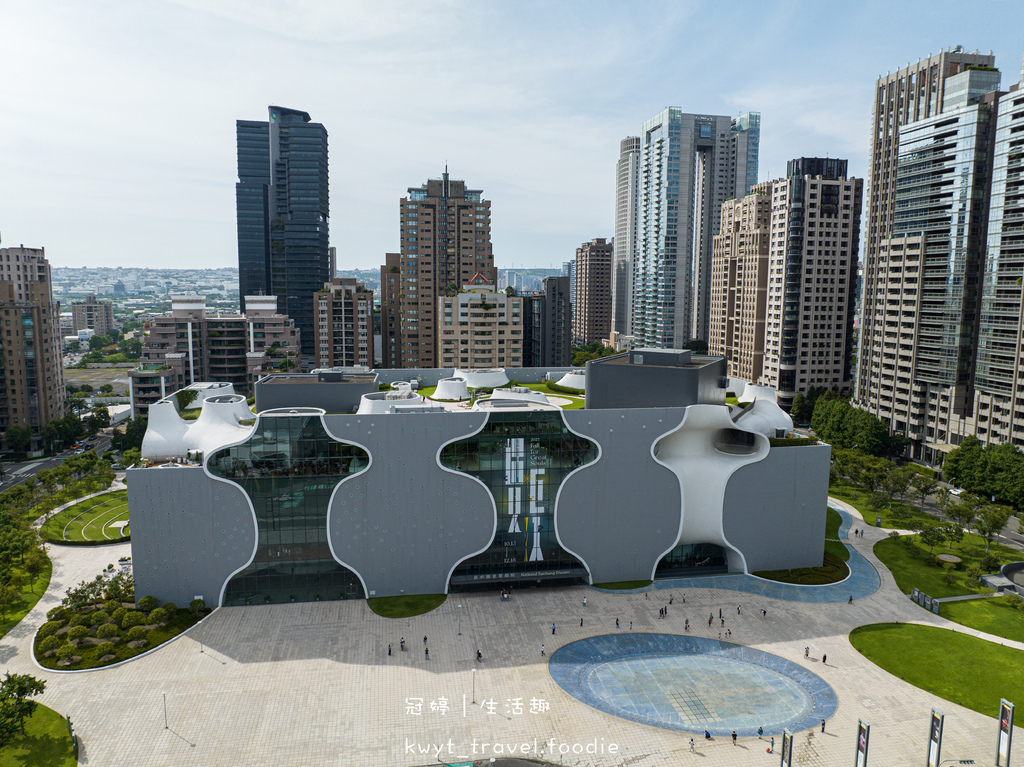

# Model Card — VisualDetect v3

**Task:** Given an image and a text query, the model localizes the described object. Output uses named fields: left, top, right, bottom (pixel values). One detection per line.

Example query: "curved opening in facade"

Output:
left=208, top=413, right=367, bottom=605
left=713, top=428, right=758, bottom=455
left=655, top=542, right=729, bottom=577
left=441, top=411, right=596, bottom=590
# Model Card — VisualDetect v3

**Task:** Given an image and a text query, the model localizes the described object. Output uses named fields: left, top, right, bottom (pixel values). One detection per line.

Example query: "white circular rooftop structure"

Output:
left=453, top=368, right=509, bottom=389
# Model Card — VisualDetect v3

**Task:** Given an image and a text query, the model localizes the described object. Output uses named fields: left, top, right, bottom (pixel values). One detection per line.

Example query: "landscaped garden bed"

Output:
left=40, top=489, right=130, bottom=544
left=754, top=507, right=850, bottom=585
left=33, top=565, right=209, bottom=670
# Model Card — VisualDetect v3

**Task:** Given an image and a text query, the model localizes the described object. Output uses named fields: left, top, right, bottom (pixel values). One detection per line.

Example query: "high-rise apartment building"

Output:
left=438, top=274, right=523, bottom=368
left=853, top=47, right=1024, bottom=461
left=0, top=246, right=65, bottom=442
left=71, top=295, right=115, bottom=336
left=709, top=193, right=771, bottom=384
left=129, top=295, right=299, bottom=417
left=522, top=276, right=572, bottom=367
left=572, top=238, right=613, bottom=345
left=761, top=159, right=862, bottom=405
left=709, top=159, right=862, bottom=406
left=628, top=109, right=760, bottom=350
left=314, top=278, right=374, bottom=370
left=381, top=171, right=495, bottom=368
left=612, top=137, right=640, bottom=335
left=236, top=105, right=330, bottom=359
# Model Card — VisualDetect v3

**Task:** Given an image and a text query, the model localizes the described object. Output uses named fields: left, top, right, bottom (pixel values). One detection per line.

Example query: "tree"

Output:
left=86, top=405, right=111, bottom=433
left=883, top=465, right=915, bottom=504
left=683, top=340, right=708, bottom=353
left=918, top=526, right=946, bottom=554
left=23, top=549, right=46, bottom=593
left=790, top=394, right=812, bottom=425
left=942, top=523, right=964, bottom=550
left=0, top=673, right=45, bottom=744
left=975, top=504, right=1013, bottom=554
left=946, top=494, right=982, bottom=534
left=122, top=448, right=141, bottom=467
left=99, top=384, right=113, bottom=393
left=111, top=417, right=147, bottom=453
left=0, top=584, right=18, bottom=624
left=4, top=426, right=32, bottom=456
left=911, top=475, right=939, bottom=511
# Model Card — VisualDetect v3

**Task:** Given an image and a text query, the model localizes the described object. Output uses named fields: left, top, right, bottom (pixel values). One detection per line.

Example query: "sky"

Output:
left=2, top=0, right=1022, bottom=272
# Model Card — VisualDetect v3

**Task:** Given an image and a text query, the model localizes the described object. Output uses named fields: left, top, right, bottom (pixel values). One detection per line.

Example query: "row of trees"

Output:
left=811, top=394, right=909, bottom=458
left=942, top=436, right=1024, bottom=510
left=831, top=445, right=1013, bottom=557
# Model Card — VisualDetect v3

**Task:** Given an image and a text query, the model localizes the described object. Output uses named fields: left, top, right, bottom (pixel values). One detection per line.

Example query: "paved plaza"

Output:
left=0, top=498, right=1017, bottom=766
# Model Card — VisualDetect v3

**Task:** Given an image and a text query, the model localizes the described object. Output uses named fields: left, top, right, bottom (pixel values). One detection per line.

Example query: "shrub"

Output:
left=68, top=612, right=90, bottom=628
left=90, top=610, right=109, bottom=626
left=981, top=555, right=1001, bottom=572
left=96, top=623, right=118, bottom=639
left=136, top=595, right=159, bottom=613
left=125, top=626, right=146, bottom=642
left=67, top=626, right=90, bottom=642
left=162, top=602, right=177, bottom=614
left=189, top=598, right=206, bottom=614
left=941, top=562, right=958, bottom=586
left=147, top=608, right=168, bottom=624
left=37, top=621, right=63, bottom=639
left=966, top=565, right=983, bottom=583
left=104, top=600, right=120, bottom=613
left=46, top=606, right=68, bottom=622
left=95, top=642, right=115, bottom=656
left=120, top=611, right=145, bottom=630
left=110, top=607, right=127, bottom=625
left=56, top=645, right=77, bottom=662
left=39, top=636, right=62, bottom=653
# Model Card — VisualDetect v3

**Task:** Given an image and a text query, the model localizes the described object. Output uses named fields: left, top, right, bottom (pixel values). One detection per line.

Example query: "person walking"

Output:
left=761, top=609, right=767, bottom=619
left=541, top=644, right=545, bottom=656
left=719, top=608, right=722, bottom=619
left=737, top=605, right=741, bottom=614
left=629, top=621, right=632, bottom=631
left=477, top=650, right=482, bottom=662
left=552, top=623, right=556, bottom=635
left=425, top=646, right=429, bottom=660
left=580, top=618, right=583, bottom=627
left=616, top=618, right=620, bottom=629
left=720, top=618, right=724, bottom=628
left=423, top=635, right=428, bottom=645
left=848, top=594, right=853, bottom=604
left=684, top=619, right=689, bottom=631
left=583, top=596, right=587, bottom=607
left=822, top=653, right=827, bottom=665
left=669, top=595, right=674, bottom=605
left=388, top=644, right=392, bottom=656
left=732, top=730, right=737, bottom=745
left=644, top=592, right=649, bottom=600
left=758, top=726, right=763, bottom=739
left=708, top=615, right=713, bottom=627
left=821, top=718, right=826, bottom=733
left=804, top=646, right=809, bottom=658
left=689, top=738, right=695, bottom=752
left=400, top=637, right=405, bottom=651
left=769, top=736, right=775, bottom=753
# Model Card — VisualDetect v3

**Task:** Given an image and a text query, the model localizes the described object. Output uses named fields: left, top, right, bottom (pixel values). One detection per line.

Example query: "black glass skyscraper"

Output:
left=236, top=106, right=331, bottom=358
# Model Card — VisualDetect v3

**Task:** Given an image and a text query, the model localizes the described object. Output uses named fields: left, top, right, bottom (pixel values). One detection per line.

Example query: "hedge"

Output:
left=768, top=437, right=818, bottom=447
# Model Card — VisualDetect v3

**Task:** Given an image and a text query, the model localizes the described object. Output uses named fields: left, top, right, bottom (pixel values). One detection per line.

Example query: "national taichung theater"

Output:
left=127, top=349, right=830, bottom=606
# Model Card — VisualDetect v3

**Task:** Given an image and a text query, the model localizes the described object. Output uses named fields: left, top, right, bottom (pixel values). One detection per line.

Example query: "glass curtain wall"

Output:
left=442, top=411, right=595, bottom=587
left=208, top=413, right=367, bottom=605
left=655, top=542, right=728, bottom=577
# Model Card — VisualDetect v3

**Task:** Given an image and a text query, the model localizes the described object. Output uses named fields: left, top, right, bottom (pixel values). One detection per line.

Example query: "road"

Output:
left=2, top=433, right=113, bottom=489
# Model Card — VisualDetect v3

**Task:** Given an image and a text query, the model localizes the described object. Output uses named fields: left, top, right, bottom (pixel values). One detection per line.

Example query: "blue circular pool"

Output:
left=549, top=634, right=837, bottom=736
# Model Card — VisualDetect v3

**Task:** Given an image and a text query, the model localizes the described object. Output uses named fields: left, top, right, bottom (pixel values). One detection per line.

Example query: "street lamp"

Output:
left=471, top=668, right=476, bottom=704
left=162, top=691, right=168, bottom=729
left=457, top=603, right=462, bottom=636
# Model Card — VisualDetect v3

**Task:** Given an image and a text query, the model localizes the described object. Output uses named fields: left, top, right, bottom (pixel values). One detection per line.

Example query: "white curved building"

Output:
left=141, top=388, right=255, bottom=462
left=453, top=368, right=509, bottom=389
left=433, top=377, right=470, bottom=401
left=356, top=382, right=444, bottom=414
left=733, top=398, right=795, bottom=439
left=554, top=370, right=586, bottom=391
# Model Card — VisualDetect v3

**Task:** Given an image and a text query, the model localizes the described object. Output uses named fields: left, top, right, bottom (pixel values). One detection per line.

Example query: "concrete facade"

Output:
left=71, top=294, right=114, bottom=336
left=572, top=238, right=613, bottom=345
left=129, top=354, right=827, bottom=607
left=314, top=278, right=374, bottom=370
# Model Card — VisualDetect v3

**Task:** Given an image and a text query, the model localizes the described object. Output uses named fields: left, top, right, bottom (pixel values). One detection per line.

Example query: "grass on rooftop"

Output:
left=850, top=623, right=1024, bottom=719
left=368, top=594, right=447, bottom=618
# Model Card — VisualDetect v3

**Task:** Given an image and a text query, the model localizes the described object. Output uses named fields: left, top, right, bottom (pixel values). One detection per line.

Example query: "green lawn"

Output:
left=0, top=703, right=77, bottom=767
left=0, top=559, right=52, bottom=641
left=754, top=508, right=850, bottom=585
left=593, top=580, right=652, bottom=590
left=939, top=596, right=1024, bottom=643
left=873, top=531, right=1019, bottom=598
left=368, top=594, right=446, bottom=618
left=828, top=483, right=936, bottom=530
left=419, top=382, right=586, bottom=409
left=41, top=491, right=129, bottom=543
left=850, top=623, right=1024, bottom=719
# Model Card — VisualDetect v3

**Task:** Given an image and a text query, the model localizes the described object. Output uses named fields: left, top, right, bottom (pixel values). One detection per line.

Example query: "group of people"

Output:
left=387, top=635, right=430, bottom=659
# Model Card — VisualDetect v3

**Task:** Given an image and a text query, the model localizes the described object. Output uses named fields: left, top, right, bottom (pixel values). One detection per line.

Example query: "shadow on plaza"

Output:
left=184, top=585, right=862, bottom=670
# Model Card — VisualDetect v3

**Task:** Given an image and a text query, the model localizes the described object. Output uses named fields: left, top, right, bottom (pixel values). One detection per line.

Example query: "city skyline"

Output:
left=3, top=2, right=1019, bottom=271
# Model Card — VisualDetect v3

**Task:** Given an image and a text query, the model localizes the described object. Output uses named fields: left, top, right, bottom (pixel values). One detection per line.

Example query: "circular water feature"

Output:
left=549, top=634, right=837, bottom=736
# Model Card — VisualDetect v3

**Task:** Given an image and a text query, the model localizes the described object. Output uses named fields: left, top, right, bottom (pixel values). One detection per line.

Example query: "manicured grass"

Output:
left=420, top=382, right=587, bottom=409
left=939, top=595, right=1024, bottom=644
left=41, top=490, right=129, bottom=543
left=35, top=607, right=206, bottom=671
left=754, top=508, right=850, bottom=585
left=0, top=559, right=52, bottom=641
left=874, top=531, right=1019, bottom=598
left=0, top=702, right=77, bottom=767
left=368, top=594, right=446, bottom=618
left=828, top=483, right=936, bottom=530
left=850, top=623, right=1024, bottom=718
left=593, top=580, right=652, bottom=590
